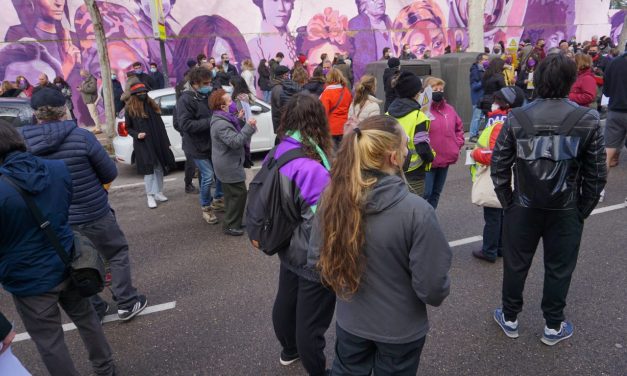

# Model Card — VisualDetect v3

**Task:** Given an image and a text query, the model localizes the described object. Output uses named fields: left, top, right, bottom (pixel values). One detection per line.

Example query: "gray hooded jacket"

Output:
left=308, top=174, right=452, bottom=343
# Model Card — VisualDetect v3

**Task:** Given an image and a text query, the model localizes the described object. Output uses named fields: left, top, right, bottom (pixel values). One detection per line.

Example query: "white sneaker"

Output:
left=147, top=195, right=157, bottom=208
left=599, top=189, right=605, bottom=203
left=154, top=192, right=168, bottom=202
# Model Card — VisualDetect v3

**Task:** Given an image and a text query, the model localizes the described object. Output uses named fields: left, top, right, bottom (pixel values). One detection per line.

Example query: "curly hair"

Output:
left=34, top=105, right=66, bottom=122
left=277, top=92, right=333, bottom=162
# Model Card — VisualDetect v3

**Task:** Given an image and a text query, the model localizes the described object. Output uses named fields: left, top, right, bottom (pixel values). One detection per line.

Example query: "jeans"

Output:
left=12, top=279, right=115, bottom=376
left=331, top=324, right=426, bottom=376
left=144, top=164, right=164, bottom=195
left=482, top=207, right=503, bottom=259
left=469, top=106, right=484, bottom=138
left=424, top=167, right=449, bottom=209
left=74, top=210, right=139, bottom=309
left=193, top=158, right=223, bottom=207
left=501, top=205, right=583, bottom=329
left=263, top=90, right=271, bottom=103
left=273, top=264, right=336, bottom=376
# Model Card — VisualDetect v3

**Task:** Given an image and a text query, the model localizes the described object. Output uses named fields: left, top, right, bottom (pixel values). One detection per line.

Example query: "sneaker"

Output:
left=185, top=184, right=199, bottom=194
left=224, top=228, right=244, bottom=236
left=469, top=136, right=478, bottom=143
left=210, top=198, right=225, bottom=212
left=201, top=206, right=219, bottom=224
left=118, top=295, right=148, bottom=321
left=154, top=192, right=168, bottom=202
left=599, top=189, right=605, bottom=203
left=147, top=195, right=157, bottom=209
left=493, top=308, right=519, bottom=338
left=279, top=351, right=300, bottom=366
left=472, top=249, right=496, bottom=263
left=541, top=321, right=573, bottom=346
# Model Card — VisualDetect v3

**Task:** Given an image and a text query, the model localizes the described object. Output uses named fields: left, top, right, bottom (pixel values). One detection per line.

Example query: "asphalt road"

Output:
left=1, top=150, right=626, bottom=376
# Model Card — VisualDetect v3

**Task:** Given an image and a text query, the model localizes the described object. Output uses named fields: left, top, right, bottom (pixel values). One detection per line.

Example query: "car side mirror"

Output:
left=250, top=105, right=262, bottom=114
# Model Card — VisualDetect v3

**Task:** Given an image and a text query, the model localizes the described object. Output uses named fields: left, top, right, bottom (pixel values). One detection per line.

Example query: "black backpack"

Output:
left=246, top=146, right=307, bottom=255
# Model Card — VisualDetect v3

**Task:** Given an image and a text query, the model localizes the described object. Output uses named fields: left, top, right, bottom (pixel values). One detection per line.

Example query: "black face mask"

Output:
left=137, top=94, right=148, bottom=101
left=432, top=92, right=444, bottom=102
left=589, top=52, right=598, bottom=57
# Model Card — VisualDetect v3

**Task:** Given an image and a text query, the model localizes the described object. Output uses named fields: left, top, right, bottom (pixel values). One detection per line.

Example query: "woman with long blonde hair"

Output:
left=310, top=115, right=452, bottom=375
left=345, top=74, right=381, bottom=134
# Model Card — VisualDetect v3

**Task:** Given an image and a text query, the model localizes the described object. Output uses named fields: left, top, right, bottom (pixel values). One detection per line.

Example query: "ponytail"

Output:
left=318, top=115, right=405, bottom=298
left=352, top=74, right=376, bottom=108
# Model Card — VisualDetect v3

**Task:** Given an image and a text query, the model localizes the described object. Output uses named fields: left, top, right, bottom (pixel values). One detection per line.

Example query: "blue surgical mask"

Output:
left=134, top=69, right=143, bottom=74
left=150, top=67, right=157, bottom=73
left=198, top=86, right=212, bottom=94
left=111, top=74, right=117, bottom=80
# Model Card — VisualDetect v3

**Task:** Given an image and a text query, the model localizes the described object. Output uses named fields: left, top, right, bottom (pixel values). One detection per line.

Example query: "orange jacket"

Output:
left=320, top=85, right=353, bottom=136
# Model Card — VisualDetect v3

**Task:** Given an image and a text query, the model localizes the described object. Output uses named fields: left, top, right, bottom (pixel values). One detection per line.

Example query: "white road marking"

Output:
left=449, top=235, right=483, bottom=248
left=590, top=202, right=627, bottom=215
left=14, top=301, right=177, bottom=343
left=110, top=178, right=177, bottom=190
left=447, top=202, right=625, bottom=248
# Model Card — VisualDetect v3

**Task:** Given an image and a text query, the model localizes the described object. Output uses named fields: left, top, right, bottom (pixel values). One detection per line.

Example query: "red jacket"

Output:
left=568, top=69, right=597, bottom=107
left=320, top=84, right=352, bottom=136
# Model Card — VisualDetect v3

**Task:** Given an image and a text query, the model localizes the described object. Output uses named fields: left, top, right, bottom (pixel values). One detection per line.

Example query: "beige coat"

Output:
left=348, top=95, right=382, bottom=122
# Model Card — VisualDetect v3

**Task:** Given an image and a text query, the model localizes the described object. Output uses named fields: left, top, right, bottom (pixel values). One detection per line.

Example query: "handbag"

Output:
left=471, top=164, right=502, bottom=208
left=1, top=176, right=105, bottom=297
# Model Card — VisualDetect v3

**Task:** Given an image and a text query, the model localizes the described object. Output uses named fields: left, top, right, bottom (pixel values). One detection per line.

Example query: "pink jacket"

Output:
left=429, top=100, right=465, bottom=168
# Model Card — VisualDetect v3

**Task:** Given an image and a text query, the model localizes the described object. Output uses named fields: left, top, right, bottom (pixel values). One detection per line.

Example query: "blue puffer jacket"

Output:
left=0, top=152, right=73, bottom=297
left=20, top=120, right=117, bottom=225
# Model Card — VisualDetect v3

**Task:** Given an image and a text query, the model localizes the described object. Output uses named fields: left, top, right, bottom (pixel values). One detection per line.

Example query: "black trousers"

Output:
left=501, top=205, right=583, bottom=328
left=221, top=181, right=247, bottom=230
left=272, top=264, right=336, bottom=376
left=183, top=151, right=196, bottom=186
left=331, top=324, right=426, bottom=376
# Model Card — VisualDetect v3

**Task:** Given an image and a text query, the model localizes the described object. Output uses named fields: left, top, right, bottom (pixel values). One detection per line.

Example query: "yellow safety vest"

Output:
left=388, top=109, right=433, bottom=172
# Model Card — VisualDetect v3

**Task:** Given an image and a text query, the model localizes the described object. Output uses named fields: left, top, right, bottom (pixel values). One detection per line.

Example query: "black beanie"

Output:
left=394, top=71, right=422, bottom=99
left=31, top=87, right=66, bottom=110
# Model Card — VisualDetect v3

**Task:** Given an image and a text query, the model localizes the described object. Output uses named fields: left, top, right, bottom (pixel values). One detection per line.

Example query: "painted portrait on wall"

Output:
left=392, top=0, right=448, bottom=58
left=247, top=0, right=297, bottom=67
left=348, top=0, right=394, bottom=80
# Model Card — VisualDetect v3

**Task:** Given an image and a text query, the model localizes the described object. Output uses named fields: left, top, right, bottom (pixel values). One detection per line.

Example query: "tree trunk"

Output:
left=467, top=0, right=485, bottom=53
left=619, top=12, right=627, bottom=53
left=83, top=0, right=115, bottom=145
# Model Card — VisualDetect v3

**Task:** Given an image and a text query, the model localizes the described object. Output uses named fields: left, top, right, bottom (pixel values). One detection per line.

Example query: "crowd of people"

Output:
left=0, top=30, right=625, bottom=375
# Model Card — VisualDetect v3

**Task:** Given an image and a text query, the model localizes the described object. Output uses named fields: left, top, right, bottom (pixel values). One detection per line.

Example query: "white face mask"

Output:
left=491, top=103, right=500, bottom=112
left=223, top=85, right=234, bottom=93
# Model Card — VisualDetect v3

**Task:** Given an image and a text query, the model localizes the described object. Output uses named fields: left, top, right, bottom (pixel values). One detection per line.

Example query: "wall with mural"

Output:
left=0, top=0, right=622, bottom=124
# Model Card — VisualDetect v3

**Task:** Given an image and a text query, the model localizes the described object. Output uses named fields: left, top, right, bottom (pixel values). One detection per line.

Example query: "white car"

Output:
left=113, top=87, right=276, bottom=165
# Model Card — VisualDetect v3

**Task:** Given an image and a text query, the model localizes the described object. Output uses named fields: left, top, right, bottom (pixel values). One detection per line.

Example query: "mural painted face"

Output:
left=262, top=0, right=294, bottom=30
left=34, top=0, right=65, bottom=22
left=405, top=20, right=446, bottom=57
left=139, top=0, right=173, bottom=18
left=362, top=0, right=386, bottom=18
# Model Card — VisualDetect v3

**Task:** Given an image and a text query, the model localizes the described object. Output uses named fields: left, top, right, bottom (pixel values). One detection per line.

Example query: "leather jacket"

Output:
left=491, top=99, right=607, bottom=217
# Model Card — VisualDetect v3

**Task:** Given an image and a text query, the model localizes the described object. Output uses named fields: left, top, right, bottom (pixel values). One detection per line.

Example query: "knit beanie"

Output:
left=394, top=71, right=422, bottom=99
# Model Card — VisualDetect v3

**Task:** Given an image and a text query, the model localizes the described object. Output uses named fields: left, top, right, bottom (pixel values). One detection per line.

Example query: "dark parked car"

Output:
left=0, top=98, right=35, bottom=127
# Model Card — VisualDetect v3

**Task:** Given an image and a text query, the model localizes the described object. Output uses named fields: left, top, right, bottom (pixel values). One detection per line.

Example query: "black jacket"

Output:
left=257, top=68, right=272, bottom=91
left=383, top=67, right=400, bottom=112
left=112, top=79, right=124, bottom=114
left=602, top=54, right=627, bottom=112
left=482, top=73, right=506, bottom=96
left=176, top=85, right=213, bottom=159
left=150, top=71, right=165, bottom=90
left=491, top=99, right=607, bottom=217
left=302, top=79, right=325, bottom=97
left=270, top=79, right=301, bottom=132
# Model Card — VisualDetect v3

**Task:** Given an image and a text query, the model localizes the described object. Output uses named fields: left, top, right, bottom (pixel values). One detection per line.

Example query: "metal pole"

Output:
left=159, top=39, right=170, bottom=87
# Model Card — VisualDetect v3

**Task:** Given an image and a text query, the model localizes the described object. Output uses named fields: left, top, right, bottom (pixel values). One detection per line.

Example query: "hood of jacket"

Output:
left=22, top=120, right=77, bottom=157
left=0, top=151, right=51, bottom=194
left=387, top=97, right=421, bottom=118
left=281, top=79, right=301, bottom=95
left=364, top=174, right=408, bottom=215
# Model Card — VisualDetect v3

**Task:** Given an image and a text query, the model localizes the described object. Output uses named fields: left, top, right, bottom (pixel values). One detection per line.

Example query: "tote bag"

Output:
left=471, top=165, right=502, bottom=208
